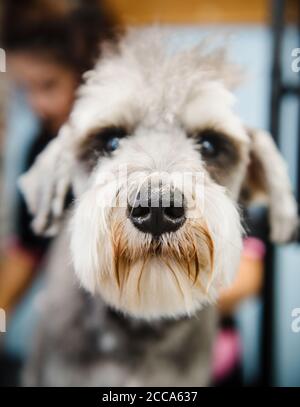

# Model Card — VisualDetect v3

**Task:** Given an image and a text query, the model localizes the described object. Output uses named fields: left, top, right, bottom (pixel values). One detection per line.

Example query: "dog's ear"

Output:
left=18, top=123, right=75, bottom=237
left=240, top=128, right=299, bottom=243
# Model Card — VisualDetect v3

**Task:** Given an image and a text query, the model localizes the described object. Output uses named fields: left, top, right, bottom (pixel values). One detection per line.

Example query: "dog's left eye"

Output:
left=196, top=129, right=235, bottom=161
left=200, top=137, right=219, bottom=158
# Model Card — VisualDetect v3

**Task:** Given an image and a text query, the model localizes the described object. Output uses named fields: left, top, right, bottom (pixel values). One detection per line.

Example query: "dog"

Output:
left=19, top=29, right=298, bottom=386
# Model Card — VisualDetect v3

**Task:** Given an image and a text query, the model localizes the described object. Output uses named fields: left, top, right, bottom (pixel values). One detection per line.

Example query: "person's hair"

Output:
left=1, top=0, right=120, bottom=75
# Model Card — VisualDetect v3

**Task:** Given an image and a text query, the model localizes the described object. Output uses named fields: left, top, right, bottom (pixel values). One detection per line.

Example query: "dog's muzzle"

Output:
left=128, top=188, right=186, bottom=237
left=71, top=169, right=243, bottom=319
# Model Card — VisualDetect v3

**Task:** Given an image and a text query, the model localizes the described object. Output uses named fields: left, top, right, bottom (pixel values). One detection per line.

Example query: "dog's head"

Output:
left=19, top=30, right=298, bottom=319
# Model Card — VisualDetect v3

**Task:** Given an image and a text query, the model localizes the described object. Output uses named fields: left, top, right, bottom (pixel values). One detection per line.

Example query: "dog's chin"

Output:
left=94, top=217, right=219, bottom=320
left=97, top=254, right=216, bottom=320
left=71, top=215, right=219, bottom=320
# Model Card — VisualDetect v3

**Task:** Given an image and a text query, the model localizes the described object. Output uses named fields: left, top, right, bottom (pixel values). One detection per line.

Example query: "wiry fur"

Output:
left=19, top=29, right=298, bottom=386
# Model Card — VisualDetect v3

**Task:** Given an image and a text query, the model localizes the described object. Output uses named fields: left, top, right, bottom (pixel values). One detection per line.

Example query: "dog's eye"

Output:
left=197, top=129, right=233, bottom=160
left=105, top=136, right=120, bottom=152
left=77, top=126, right=127, bottom=171
left=102, top=127, right=127, bottom=153
left=200, top=138, right=218, bottom=158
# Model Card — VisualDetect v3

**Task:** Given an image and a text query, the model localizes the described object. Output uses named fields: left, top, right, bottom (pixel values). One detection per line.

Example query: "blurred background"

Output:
left=0, top=0, right=299, bottom=387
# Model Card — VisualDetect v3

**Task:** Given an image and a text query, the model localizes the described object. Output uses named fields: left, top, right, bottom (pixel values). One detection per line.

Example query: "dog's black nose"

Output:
left=128, top=190, right=185, bottom=237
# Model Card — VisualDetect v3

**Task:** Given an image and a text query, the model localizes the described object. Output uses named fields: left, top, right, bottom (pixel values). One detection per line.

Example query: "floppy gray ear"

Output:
left=241, top=128, right=299, bottom=243
left=18, top=123, right=76, bottom=237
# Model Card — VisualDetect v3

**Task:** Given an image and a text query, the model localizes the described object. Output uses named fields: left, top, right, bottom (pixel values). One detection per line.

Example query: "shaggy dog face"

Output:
left=19, top=30, right=298, bottom=319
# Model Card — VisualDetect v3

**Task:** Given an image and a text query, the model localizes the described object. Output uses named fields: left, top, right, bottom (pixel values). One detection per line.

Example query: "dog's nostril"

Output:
left=130, top=205, right=150, bottom=218
left=164, top=205, right=185, bottom=220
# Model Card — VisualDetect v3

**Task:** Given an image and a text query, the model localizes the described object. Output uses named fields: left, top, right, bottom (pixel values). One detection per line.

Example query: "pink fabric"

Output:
left=242, top=236, right=266, bottom=260
left=212, top=237, right=265, bottom=382
left=212, top=328, right=242, bottom=381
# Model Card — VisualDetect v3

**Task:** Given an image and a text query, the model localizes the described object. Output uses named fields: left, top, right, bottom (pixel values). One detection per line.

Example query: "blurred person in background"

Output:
left=0, top=0, right=118, bottom=384
left=212, top=207, right=268, bottom=386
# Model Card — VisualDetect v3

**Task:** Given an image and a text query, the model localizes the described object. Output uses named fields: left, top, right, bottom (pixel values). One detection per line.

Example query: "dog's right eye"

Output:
left=77, top=126, right=127, bottom=170
left=102, top=126, right=127, bottom=153
left=105, top=136, right=120, bottom=152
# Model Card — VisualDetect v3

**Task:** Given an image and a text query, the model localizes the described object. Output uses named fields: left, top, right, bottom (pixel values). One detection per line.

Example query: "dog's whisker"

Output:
left=163, top=258, right=185, bottom=301
left=137, top=256, right=148, bottom=300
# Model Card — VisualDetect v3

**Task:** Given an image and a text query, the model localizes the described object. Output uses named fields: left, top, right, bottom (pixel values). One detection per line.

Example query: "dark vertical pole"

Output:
left=297, top=5, right=300, bottom=214
left=262, top=0, right=285, bottom=386
left=270, top=0, right=284, bottom=144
